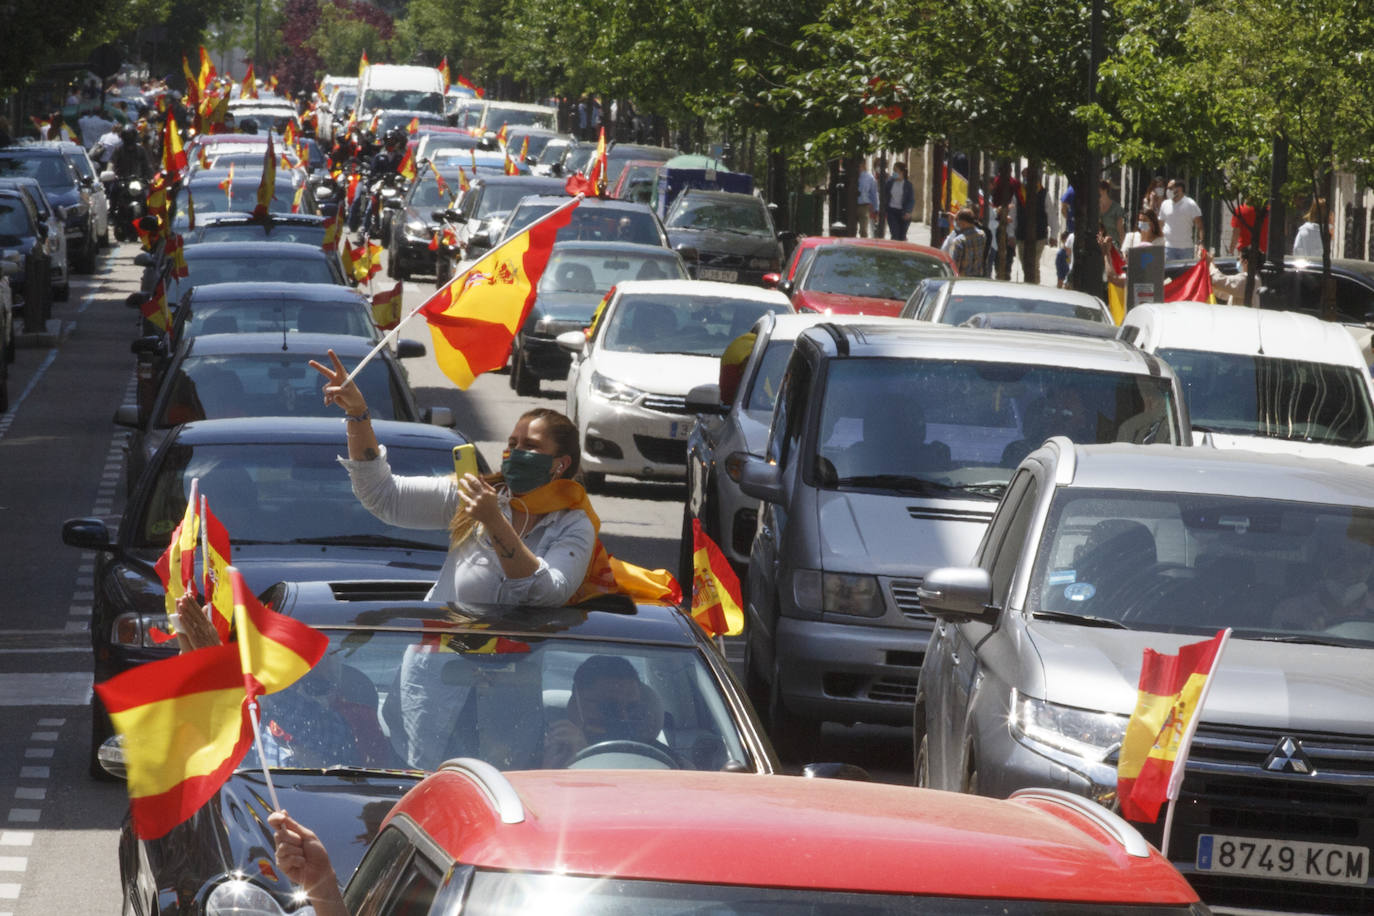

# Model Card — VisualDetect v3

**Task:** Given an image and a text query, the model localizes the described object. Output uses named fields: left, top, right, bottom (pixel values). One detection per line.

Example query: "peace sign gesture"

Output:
left=308, top=349, right=368, bottom=417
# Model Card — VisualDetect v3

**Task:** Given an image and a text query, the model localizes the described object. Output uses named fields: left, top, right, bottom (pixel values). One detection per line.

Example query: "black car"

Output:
left=1171, top=256, right=1374, bottom=325
left=603, top=142, right=678, bottom=190
left=498, top=194, right=671, bottom=250
left=105, top=584, right=780, bottom=914
left=185, top=212, right=328, bottom=247
left=505, top=127, right=571, bottom=167
left=61, top=417, right=484, bottom=775
left=166, top=281, right=380, bottom=344
left=510, top=240, right=688, bottom=395
left=0, top=176, right=70, bottom=301
left=0, top=187, right=53, bottom=329
left=135, top=241, right=347, bottom=305
left=664, top=189, right=789, bottom=286
left=116, top=332, right=447, bottom=491
left=172, top=168, right=306, bottom=232
left=0, top=145, right=96, bottom=273
left=386, top=163, right=466, bottom=281
left=444, top=175, right=567, bottom=264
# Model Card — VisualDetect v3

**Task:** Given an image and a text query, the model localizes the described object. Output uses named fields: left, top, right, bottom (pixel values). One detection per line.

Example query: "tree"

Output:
left=304, top=0, right=395, bottom=79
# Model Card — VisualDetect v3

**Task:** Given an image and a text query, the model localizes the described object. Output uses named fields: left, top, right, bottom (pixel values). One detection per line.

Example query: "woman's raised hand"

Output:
left=308, top=348, right=368, bottom=417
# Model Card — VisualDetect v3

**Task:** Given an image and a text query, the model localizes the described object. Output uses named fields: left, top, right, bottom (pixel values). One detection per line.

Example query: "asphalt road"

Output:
left=0, top=242, right=910, bottom=913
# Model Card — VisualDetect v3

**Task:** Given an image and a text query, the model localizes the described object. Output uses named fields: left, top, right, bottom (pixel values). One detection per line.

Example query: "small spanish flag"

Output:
left=218, top=163, right=235, bottom=205
left=162, top=112, right=188, bottom=180
left=456, top=74, right=482, bottom=98
left=406, top=116, right=420, bottom=135
left=141, top=278, right=174, bottom=336
left=321, top=211, right=341, bottom=252
left=166, top=232, right=189, bottom=279
left=358, top=50, right=369, bottom=80
left=689, top=519, right=744, bottom=637
left=241, top=62, right=257, bottom=99
left=370, top=282, right=404, bottom=330
left=398, top=146, right=417, bottom=182
left=1117, top=629, right=1230, bottom=822
left=153, top=479, right=199, bottom=622
left=199, top=496, right=234, bottom=641
left=438, top=57, right=450, bottom=94
left=496, top=123, right=509, bottom=148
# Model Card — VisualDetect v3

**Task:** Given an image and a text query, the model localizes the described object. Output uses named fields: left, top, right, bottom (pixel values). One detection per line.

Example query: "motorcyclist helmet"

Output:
left=120, top=126, right=140, bottom=146
left=383, top=127, right=406, bottom=150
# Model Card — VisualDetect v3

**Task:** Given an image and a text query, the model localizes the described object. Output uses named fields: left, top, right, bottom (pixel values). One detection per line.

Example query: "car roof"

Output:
left=274, top=583, right=697, bottom=642
left=187, top=282, right=363, bottom=303
left=389, top=769, right=1194, bottom=902
left=0, top=146, right=64, bottom=158
left=962, top=311, right=1119, bottom=339
left=939, top=277, right=1105, bottom=306
left=1059, top=441, right=1374, bottom=506
left=677, top=189, right=762, bottom=204
left=194, top=212, right=326, bottom=228
left=517, top=194, right=650, bottom=212
left=183, top=332, right=386, bottom=357
left=814, top=236, right=949, bottom=260
left=169, top=416, right=460, bottom=447
left=804, top=322, right=1170, bottom=375
left=614, top=279, right=792, bottom=306
left=183, top=241, right=329, bottom=259
left=550, top=240, right=678, bottom=257
left=470, top=175, right=564, bottom=190
left=1125, top=301, right=1369, bottom=366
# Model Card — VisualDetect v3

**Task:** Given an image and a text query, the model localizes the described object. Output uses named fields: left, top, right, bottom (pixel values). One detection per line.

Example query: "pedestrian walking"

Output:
left=1098, top=180, right=1126, bottom=248
left=855, top=159, right=878, bottom=238
left=1017, top=167, right=1050, bottom=280
left=883, top=161, right=915, bottom=241
left=1292, top=198, right=1327, bottom=258
left=872, top=157, right=889, bottom=238
left=990, top=161, right=1021, bottom=280
left=1160, top=179, right=1204, bottom=261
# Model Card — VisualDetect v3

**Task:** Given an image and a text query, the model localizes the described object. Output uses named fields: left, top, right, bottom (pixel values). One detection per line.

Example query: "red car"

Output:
left=775, top=237, right=955, bottom=316
left=343, top=764, right=1207, bottom=913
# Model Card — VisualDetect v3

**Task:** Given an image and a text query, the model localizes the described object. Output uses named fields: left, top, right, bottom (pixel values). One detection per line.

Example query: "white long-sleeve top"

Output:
left=339, top=446, right=596, bottom=607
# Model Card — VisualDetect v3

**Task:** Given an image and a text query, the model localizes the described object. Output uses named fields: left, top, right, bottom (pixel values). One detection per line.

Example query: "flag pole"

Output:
left=341, top=193, right=585, bottom=387
left=1159, top=627, right=1232, bottom=859
left=247, top=700, right=282, bottom=812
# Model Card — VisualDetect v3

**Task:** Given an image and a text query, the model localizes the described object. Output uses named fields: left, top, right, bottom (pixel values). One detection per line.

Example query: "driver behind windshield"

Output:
left=543, top=654, right=665, bottom=767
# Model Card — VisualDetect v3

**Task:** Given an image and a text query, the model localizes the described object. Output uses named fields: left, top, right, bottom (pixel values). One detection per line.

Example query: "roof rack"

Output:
left=1010, top=787, right=1150, bottom=858
left=816, top=322, right=850, bottom=357
left=439, top=757, right=526, bottom=824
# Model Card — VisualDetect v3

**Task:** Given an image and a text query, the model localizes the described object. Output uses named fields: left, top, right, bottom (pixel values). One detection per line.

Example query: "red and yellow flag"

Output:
left=252, top=134, right=276, bottom=220
left=166, top=233, right=189, bottom=280
left=433, top=169, right=452, bottom=201
left=496, top=123, right=509, bottom=148
left=689, top=519, right=744, bottom=637
left=456, top=74, right=482, bottom=98
left=153, top=480, right=199, bottom=619
left=565, top=127, right=607, bottom=197
left=218, top=163, right=235, bottom=205
left=345, top=171, right=361, bottom=206
left=438, top=57, right=450, bottom=94
left=398, top=146, right=417, bottom=182
left=162, top=112, right=187, bottom=180
left=182, top=56, right=200, bottom=112
left=418, top=197, right=579, bottom=389
left=1164, top=250, right=1216, bottom=304
left=198, top=46, right=215, bottom=96
left=141, top=278, right=174, bottom=336
left=282, top=120, right=297, bottom=152
left=200, top=499, right=233, bottom=641
left=1117, top=629, right=1230, bottom=822
left=518, top=136, right=529, bottom=163
left=241, top=62, right=258, bottom=99
left=503, top=150, right=519, bottom=176
left=406, top=116, right=420, bottom=135
left=231, top=567, right=329, bottom=698
left=321, top=211, right=341, bottom=252
left=358, top=50, right=369, bottom=81
left=457, top=166, right=470, bottom=193
left=371, top=282, right=404, bottom=330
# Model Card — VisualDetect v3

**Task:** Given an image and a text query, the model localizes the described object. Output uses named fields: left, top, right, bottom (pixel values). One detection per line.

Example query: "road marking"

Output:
left=0, top=835, right=32, bottom=848
left=0, top=882, right=19, bottom=898
left=35, top=719, right=63, bottom=727
left=17, top=769, right=47, bottom=780
left=0, top=673, right=91, bottom=706
left=0, top=350, right=59, bottom=441
left=5, top=812, right=37, bottom=824
left=27, top=733, right=56, bottom=743
left=0, top=859, right=23, bottom=873
left=21, top=750, right=51, bottom=760
left=13, top=790, right=43, bottom=803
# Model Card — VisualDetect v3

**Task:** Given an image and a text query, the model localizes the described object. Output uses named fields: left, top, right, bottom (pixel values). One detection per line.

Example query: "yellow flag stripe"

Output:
left=113, top=685, right=245, bottom=798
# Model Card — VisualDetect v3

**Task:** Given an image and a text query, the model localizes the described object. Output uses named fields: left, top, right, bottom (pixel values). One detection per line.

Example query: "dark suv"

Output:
left=664, top=189, right=789, bottom=286
left=0, top=145, right=95, bottom=273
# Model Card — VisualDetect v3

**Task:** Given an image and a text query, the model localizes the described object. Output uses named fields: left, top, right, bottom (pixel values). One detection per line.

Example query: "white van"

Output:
left=1121, top=301, right=1374, bottom=462
left=356, top=64, right=445, bottom=119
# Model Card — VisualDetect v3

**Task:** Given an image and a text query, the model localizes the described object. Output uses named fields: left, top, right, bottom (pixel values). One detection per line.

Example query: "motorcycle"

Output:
left=370, top=172, right=408, bottom=243
left=432, top=207, right=465, bottom=288
left=111, top=177, right=147, bottom=242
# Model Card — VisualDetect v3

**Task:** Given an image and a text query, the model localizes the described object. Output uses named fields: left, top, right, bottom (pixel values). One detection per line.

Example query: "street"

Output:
left=0, top=242, right=909, bottom=914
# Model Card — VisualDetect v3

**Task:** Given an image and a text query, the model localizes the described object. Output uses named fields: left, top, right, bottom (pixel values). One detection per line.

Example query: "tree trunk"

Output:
left=1071, top=161, right=1105, bottom=299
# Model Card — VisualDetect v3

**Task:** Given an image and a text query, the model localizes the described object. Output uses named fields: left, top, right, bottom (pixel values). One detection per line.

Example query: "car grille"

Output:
left=640, top=394, right=690, bottom=414
left=1136, top=724, right=1374, bottom=914
left=868, top=676, right=919, bottom=704
left=696, top=251, right=746, bottom=268
left=888, top=577, right=929, bottom=621
left=633, top=435, right=686, bottom=465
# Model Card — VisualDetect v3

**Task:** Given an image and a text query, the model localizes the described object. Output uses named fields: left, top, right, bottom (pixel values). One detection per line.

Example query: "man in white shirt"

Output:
left=77, top=109, right=116, bottom=150
left=1159, top=179, right=1203, bottom=261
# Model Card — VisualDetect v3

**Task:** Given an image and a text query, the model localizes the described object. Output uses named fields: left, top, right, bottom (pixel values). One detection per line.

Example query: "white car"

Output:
left=559, top=280, right=793, bottom=489
left=1121, top=301, right=1374, bottom=462
left=903, top=276, right=1114, bottom=325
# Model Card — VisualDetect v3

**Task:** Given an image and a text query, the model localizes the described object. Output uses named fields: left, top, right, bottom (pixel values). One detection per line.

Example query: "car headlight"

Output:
left=314, top=185, right=334, bottom=199
left=590, top=370, right=644, bottom=404
left=404, top=219, right=429, bottom=239
left=1011, top=690, right=1127, bottom=763
left=793, top=569, right=884, bottom=616
left=204, top=877, right=303, bottom=915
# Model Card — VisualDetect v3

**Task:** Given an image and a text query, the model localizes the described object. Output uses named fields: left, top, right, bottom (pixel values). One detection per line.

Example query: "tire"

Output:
left=98, top=219, right=110, bottom=248
left=767, top=660, right=822, bottom=762
left=513, top=347, right=539, bottom=396
left=582, top=471, right=605, bottom=493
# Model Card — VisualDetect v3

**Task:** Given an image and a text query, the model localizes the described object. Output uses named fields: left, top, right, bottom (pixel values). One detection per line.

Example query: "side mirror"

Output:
left=685, top=382, right=726, bottom=416
left=99, top=170, right=117, bottom=183
left=97, top=734, right=127, bottom=780
left=131, top=335, right=163, bottom=355
left=760, top=272, right=781, bottom=289
left=113, top=404, right=141, bottom=428
left=732, top=452, right=784, bottom=503
left=133, top=252, right=154, bottom=268
left=469, top=232, right=491, bottom=249
left=423, top=406, right=454, bottom=427
left=396, top=339, right=426, bottom=358
left=916, top=567, right=998, bottom=623
left=61, top=517, right=114, bottom=551
left=555, top=329, right=587, bottom=354
left=777, top=229, right=798, bottom=244
left=430, top=210, right=449, bottom=222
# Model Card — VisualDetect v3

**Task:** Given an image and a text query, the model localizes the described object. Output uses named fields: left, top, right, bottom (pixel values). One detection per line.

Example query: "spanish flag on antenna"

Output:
left=689, top=519, right=744, bottom=637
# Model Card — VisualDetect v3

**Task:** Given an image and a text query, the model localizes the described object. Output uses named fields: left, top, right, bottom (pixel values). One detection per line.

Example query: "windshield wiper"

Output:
left=1247, top=633, right=1361, bottom=647
left=1031, top=610, right=1128, bottom=629
left=835, top=474, right=960, bottom=495
left=291, top=535, right=445, bottom=550
left=941, top=482, right=1007, bottom=499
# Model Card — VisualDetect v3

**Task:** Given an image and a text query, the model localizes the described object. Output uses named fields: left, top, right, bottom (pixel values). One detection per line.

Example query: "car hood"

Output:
left=668, top=227, right=778, bottom=258
left=1029, top=623, right=1374, bottom=735
left=594, top=350, right=720, bottom=396
left=1194, top=429, right=1374, bottom=465
left=816, top=490, right=994, bottom=575
left=138, top=770, right=420, bottom=908
left=793, top=289, right=902, bottom=316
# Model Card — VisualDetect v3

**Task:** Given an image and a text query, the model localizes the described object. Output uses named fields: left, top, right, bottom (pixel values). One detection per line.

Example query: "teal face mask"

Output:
left=501, top=448, right=555, bottom=495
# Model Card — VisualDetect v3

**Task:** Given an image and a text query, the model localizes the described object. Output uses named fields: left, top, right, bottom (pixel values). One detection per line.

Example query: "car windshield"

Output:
left=538, top=250, right=684, bottom=302
left=745, top=339, right=795, bottom=414
left=408, top=171, right=459, bottom=209
left=194, top=224, right=327, bottom=246
left=667, top=196, right=770, bottom=235
left=508, top=204, right=662, bottom=246
left=365, top=89, right=443, bottom=113
left=0, top=154, right=73, bottom=190
left=813, top=359, right=1177, bottom=496
left=510, top=133, right=556, bottom=159
left=239, top=632, right=751, bottom=772
left=805, top=247, right=950, bottom=300
left=182, top=251, right=336, bottom=285
left=485, top=106, right=554, bottom=129
left=0, top=199, right=32, bottom=239
left=181, top=296, right=374, bottom=340
left=180, top=180, right=294, bottom=222
left=63, top=151, right=95, bottom=180
left=154, top=354, right=405, bottom=428
left=133, top=442, right=453, bottom=550
left=332, top=89, right=356, bottom=110
left=457, top=872, right=1200, bottom=915
left=941, top=294, right=1106, bottom=325
left=1030, top=489, right=1374, bottom=646
left=475, top=184, right=544, bottom=220
left=537, top=139, right=571, bottom=166
left=563, top=145, right=596, bottom=176
left=1158, top=347, right=1374, bottom=445
left=603, top=294, right=788, bottom=356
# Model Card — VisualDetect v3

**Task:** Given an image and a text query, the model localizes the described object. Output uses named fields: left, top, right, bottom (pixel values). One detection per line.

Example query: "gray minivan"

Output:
left=734, top=321, right=1188, bottom=754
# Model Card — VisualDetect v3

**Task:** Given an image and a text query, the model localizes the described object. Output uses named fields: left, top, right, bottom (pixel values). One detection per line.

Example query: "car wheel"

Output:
left=768, top=660, right=821, bottom=761
left=99, top=220, right=111, bottom=248
left=582, top=471, right=605, bottom=493
left=513, top=348, right=539, bottom=396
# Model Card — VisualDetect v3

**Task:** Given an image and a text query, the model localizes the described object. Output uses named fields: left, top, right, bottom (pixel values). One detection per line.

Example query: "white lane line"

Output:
left=35, top=719, right=63, bottom=726
left=27, top=733, right=56, bottom=743
left=0, top=882, right=19, bottom=898
left=0, top=833, right=33, bottom=847
left=21, top=750, right=52, bottom=760
left=5, top=811, right=38, bottom=824
left=0, top=349, right=59, bottom=441
left=17, top=768, right=47, bottom=779
left=13, top=789, right=43, bottom=803
left=0, top=857, right=23, bottom=871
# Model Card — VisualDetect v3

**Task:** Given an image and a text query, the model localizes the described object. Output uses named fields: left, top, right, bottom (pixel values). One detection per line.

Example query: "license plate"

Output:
left=1196, top=834, right=1369, bottom=886
left=698, top=268, right=738, bottom=282
left=669, top=420, right=693, bottom=441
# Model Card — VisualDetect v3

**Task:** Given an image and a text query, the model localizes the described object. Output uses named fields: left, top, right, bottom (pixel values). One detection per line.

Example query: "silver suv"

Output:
left=917, top=440, right=1374, bottom=914
left=734, top=322, right=1187, bottom=756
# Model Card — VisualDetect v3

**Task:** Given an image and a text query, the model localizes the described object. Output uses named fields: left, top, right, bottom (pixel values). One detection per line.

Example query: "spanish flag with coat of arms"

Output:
left=1117, top=628, right=1230, bottom=822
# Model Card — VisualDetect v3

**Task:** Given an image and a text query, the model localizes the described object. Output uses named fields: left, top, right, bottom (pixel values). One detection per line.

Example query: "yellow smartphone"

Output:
left=453, top=443, right=480, bottom=479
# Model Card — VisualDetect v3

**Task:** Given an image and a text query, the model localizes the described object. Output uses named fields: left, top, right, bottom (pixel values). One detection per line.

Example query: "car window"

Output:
left=0, top=154, right=74, bottom=190
left=804, top=247, right=950, bottom=300
left=1334, top=273, right=1374, bottom=322
left=1158, top=347, right=1374, bottom=445
left=989, top=477, right=1040, bottom=606
left=181, top=296, right=375, bottom=340
left=811, top=358, right=1177, bottom=496
left=744, top=339, right=795, bottom=414
left=194, top=225, right=328, bottom=246
left=602, top=294, right=785, bottom=356
left=347, top=828, right=414, bottom=916
left=1030, top=488, right=1374, bottom=646
left=539, top=251, right=684, bottom=301
left=942, top=294, right=1107, bottom=325
left=0, top=198, right=33, bottom=238
left=155, top=353, right=406, bottom=427
left=183, top=253, right=336, bottom=286
left=667, top=197, right=769, bottom=235
left=408, top=171, right=459, bottom=210
left=767, top=349, right=812, bottom=468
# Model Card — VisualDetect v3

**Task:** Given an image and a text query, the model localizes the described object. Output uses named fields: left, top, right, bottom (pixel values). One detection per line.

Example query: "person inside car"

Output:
left=543, top=654, right=666, bottom=767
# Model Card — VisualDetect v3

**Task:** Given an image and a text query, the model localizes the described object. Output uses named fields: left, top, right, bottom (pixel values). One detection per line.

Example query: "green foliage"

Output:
left=306, top=4, right=389, bottom=75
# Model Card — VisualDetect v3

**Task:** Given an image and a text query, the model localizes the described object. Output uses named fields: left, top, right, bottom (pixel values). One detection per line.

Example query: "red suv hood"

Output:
left=791, top=289, right=902, bottom=316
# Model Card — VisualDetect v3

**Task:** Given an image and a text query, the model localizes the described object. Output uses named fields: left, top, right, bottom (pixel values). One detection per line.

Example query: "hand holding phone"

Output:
left=453, top=443, right=479, bottom=479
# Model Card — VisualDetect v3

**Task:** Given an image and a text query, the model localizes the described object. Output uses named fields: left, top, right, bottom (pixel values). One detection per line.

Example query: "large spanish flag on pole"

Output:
left=252, top=133, right=276, bottom=221
left=1117, top=629, right=1230, bottom=827
left=689, top=519, right=744, bottom=637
